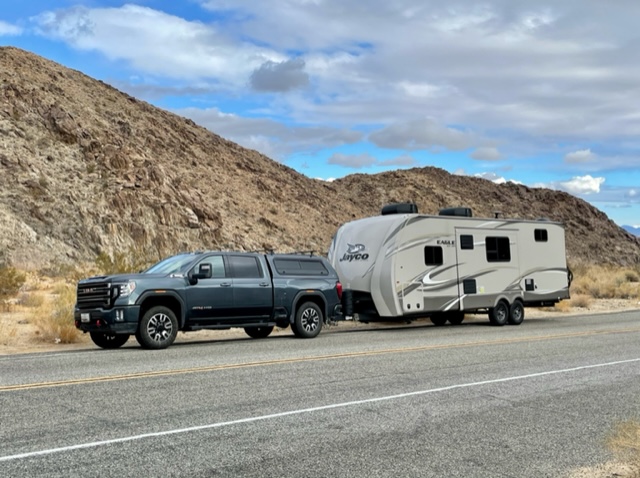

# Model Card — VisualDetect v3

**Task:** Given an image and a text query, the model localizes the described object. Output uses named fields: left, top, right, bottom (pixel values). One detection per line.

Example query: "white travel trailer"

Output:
left=328, top=204, right=571, bottom=326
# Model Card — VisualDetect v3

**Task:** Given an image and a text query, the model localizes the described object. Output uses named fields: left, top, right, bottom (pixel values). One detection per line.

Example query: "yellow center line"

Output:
left=2, top=326, right=640, bottom=392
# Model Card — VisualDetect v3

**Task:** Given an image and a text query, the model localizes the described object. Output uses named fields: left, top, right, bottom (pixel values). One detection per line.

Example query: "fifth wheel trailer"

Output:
left=328, top=204, right=571, bottom=326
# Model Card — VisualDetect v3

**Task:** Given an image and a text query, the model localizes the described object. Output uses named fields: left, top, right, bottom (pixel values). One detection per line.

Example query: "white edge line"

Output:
left=1, top=357, right=639, bottom=463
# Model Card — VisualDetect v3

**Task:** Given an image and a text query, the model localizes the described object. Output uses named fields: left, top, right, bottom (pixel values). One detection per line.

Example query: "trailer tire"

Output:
left=293, top=302, right=323, bottom=338
left=489, top=301, right=509, bottom=326
left=90, top=332, right=129, bottom=349
left=508, top=300, right=525, bottom=325
left=447, top=312, right=465, bottom=325
left=244, top=326, right=274, bottom=339
left=430, top=314, right=447, bottom=326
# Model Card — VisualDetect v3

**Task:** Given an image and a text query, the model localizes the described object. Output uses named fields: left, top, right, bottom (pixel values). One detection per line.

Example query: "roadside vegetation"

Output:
left=1, top=258, right=638, bottom=348
left=607, top=420, right=640, bottom=477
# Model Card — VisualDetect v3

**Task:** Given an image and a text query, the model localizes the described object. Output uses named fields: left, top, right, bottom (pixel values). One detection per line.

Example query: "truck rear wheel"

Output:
left=244, top=326, right=274, bottom=339
left=136, top=306, right=178, bottom=349
left=508, top=301, right=525, bottom=325
left=293, top=302, right=323, bottom=338
left=90, top=332, right=129, bottom=349
left=489, top=301, right=509, bottom=326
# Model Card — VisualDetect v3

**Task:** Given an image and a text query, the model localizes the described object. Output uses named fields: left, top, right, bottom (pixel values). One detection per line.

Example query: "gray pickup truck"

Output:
left=74, top=251, right=343, bottom=350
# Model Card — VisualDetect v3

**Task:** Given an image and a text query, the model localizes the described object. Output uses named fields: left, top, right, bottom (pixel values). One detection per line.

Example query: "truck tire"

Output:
left=135, top=306, right=178, bottom=349
left=508, top=300, right=525, bottom=325
left=244, top=326, right=274, bottom=339
left=90, top=332, right=129, bottom=349
left=293, top=302, right=323, bottom=338
left=430, top=314, right=447, bottom=326
left=488, top=301, right=509, bottom=326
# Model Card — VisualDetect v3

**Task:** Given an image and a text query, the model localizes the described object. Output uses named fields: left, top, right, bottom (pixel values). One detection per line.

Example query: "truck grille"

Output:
left=77, top=282, right=112, bottom=309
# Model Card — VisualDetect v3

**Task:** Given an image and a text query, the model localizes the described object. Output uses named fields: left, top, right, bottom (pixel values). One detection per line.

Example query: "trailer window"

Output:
left=460, top=235, right=474, bottom=250
left=486, top=237, right=511, bottom=262
left=535, top=229, right=548, bottom=242
left=424, top=246, right=443, bottom=266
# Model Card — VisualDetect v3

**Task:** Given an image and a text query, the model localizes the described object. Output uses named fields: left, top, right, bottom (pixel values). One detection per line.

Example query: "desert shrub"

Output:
left=0, top=265, right=26, bottom=300
left=607, top=420, right=640, bottom=475
left=569, top=294, right=592, bottom=309
left=31, top=284, right=81, bottom=344
left=19, top=292, right=46, bottom=308
left=571, top=265, right=640, bottom=300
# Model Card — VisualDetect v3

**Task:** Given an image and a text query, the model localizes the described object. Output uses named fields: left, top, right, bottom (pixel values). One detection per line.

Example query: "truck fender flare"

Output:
left=135, top=290, right=187, bottom=327
left=290, top=291, right=328, bottom=324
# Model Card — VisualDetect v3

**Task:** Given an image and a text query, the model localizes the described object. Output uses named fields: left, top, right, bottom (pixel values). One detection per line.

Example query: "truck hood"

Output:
left=78, top=273, right=174, bottom=284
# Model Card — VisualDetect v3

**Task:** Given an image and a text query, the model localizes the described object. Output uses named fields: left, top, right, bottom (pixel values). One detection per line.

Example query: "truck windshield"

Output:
left=144, top=254, right=197, bottom=275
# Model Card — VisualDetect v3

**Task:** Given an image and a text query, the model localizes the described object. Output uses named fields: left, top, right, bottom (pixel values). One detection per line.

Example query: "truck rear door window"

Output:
left=229, top=256, right=263, bottom=278
left=486, top=237, right=511, bottom=262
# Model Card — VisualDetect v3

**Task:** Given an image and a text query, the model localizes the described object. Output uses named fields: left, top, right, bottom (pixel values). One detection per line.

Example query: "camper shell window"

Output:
left=486, top=237, right=511, bottom=262
left=535, top=229, right=548, bottom=242
left=424, top=246, right=443, bottom=266
left=460, top=235, right=474, bottom=250
left=273, top=258, right=329, bottom=276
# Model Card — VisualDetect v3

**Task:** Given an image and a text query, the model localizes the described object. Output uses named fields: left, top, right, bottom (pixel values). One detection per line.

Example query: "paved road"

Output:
left=1, top=311, right=639, bottom=477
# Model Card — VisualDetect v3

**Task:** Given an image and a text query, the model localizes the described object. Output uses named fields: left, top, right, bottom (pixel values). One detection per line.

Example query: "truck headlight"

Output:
left=118, top=281, right=137, bottom=298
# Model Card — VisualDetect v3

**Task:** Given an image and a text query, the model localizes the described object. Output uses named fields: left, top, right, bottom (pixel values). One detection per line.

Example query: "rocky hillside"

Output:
left=0, top=47, right=638, bottom=268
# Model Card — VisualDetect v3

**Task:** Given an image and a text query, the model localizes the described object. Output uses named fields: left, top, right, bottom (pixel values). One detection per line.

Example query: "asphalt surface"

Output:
left=1, top=311, right=639, bottom=477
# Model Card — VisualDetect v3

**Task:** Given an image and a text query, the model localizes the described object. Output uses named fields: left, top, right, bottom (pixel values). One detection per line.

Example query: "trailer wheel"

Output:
left=90, top=332, right=129, bottom=349
left=293, top=302, right=323, bottom=338
left=489, top=301, right=509, bottom=326
left=447, top=312, right=465, bottom=325
left=508, top=301, right=525, bottom=325
left=244, top=326, right=274, bottom=339
left=430, top=314, right=447, bottom=326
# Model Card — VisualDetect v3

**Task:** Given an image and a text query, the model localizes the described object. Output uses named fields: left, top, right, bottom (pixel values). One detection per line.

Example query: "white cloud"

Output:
left=327, top=152, right=417, bottom=169
left=328, top=153, right=377, bottom=168
left=250, top=58, right=309, bottom=92
left=177, top=107, right=362, bottom=159
left=0, top=21, right=22, bottom=36
left=471, top=147, right=503, bottom=161
left=31, top=5, right=281, bottom=84
left=369, top=119, right=473, bottom=151
left=556, top=175, right=605, bottom=195
left=565, top=149, right=597, bottom=163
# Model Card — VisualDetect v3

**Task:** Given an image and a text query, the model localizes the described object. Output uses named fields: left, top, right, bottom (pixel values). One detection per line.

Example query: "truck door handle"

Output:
left=259, top=282, right=270, bottom=287
left=220, top=282, right=232, bottom=287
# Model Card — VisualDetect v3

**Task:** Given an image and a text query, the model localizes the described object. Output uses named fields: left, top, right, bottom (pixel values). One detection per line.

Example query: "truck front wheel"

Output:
left=136, top=306, right=178, bottom=349
left=90, top=332, right=129, bottom=349
left=292, top=302, right=323, bottom=338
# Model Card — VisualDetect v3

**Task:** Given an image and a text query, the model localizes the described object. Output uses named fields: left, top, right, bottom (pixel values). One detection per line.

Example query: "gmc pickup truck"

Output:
left=74, top=251, right=343, bottom=350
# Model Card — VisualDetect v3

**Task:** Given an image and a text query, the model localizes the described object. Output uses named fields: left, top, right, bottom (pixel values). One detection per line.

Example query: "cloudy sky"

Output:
left=1, top=1, right=639, bottom=227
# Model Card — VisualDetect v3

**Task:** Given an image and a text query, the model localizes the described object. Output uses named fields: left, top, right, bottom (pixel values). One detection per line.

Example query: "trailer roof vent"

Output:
left=439, top=207, right=473, bottom=218
left=381, top=202, right=419, bottom=215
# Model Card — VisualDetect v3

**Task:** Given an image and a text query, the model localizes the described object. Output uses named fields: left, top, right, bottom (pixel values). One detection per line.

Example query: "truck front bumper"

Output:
left=74, top=306, right=140, bottom=335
